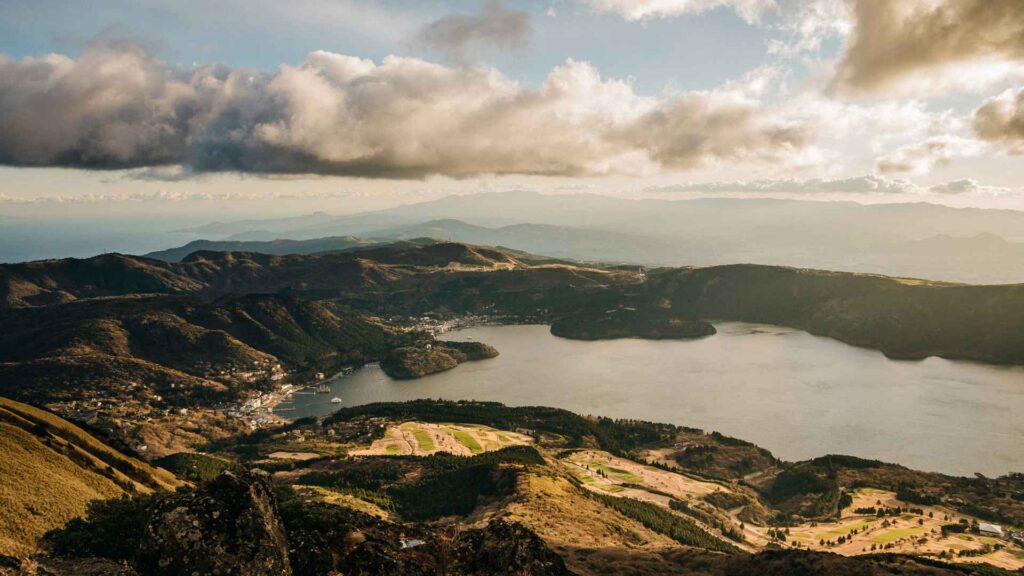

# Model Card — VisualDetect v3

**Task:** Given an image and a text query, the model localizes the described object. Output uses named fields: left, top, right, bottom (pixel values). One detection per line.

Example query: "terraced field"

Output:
left=349, top=421, right=531, bottom=456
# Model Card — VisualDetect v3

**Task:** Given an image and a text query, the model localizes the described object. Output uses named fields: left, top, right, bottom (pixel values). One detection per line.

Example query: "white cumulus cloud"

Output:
left=577, top=0, right=776, bottom=23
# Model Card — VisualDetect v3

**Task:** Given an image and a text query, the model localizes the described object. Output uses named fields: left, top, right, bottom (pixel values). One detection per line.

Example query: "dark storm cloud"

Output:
left=974, top=87, right=1024, bottom=154
left=414, top=0, right=529, bottom=64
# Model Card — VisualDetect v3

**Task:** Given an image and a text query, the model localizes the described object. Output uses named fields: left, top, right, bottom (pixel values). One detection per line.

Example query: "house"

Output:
left=978, top=522, right=1003, bottom=537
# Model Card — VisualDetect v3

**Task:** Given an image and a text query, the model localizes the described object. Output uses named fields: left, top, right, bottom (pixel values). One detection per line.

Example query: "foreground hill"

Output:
left=30, top=400, right=1022, bottom=575
left=0, top=397, right=181, bottom=558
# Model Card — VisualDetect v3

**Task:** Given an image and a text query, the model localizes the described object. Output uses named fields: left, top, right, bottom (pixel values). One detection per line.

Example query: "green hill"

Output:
left=644, top=264, right=1024, bottom=364
left=0, top=294, right=396, bottom=410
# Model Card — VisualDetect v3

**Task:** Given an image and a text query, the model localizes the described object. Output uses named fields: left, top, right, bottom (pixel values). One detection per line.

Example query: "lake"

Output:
left=275, top=323, right=1024, bottom=477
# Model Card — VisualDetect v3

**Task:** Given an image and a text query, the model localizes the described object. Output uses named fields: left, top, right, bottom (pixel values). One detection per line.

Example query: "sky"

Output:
left=1, top=0, right=1024, bottom=220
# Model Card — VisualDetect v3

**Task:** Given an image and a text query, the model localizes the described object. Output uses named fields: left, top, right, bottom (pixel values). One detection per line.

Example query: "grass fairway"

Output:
left=823, top=518, right=875, bottom=538
left=594, top=463, right=643, bottom=484
left=450, top=428, right=483, bottom=454
left=411, top=429, right=434, bottom=452
left=871, top=527, right=926, bottom=544
left=386, top=444, right=400, bottom=454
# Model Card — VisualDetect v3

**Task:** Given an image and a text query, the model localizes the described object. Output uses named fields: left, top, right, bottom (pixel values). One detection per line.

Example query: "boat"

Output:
left=315, top=383, right=330, bottom=393
left=330, top=397, right=343, bottom=404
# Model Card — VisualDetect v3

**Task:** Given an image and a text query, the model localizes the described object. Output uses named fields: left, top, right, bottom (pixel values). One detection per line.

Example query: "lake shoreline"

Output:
left=276, top=323, right=1024, bottom=477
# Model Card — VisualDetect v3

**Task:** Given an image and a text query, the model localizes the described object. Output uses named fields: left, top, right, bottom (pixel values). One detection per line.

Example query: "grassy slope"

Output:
left=0, top=397, right=181, bottom=557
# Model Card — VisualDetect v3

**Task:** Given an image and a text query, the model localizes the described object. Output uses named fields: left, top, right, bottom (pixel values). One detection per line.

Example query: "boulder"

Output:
left=137, top=471, right=291, bottom=576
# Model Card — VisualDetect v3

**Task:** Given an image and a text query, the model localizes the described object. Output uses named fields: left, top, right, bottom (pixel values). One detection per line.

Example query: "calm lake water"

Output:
left=275, top=323, right=1024, bottom=477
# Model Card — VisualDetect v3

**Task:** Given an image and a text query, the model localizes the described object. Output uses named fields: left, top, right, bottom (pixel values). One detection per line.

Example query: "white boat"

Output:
left=330, top=397, right=343, bottom=404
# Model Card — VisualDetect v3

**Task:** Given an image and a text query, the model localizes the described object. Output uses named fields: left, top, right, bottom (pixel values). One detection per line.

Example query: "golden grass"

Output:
left=504, top=471, right=684, bottom=576
left=0, top=397, right=183, bottom=557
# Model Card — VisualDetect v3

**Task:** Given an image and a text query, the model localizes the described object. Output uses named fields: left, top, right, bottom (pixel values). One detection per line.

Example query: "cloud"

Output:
left=578, top=0, right=776, bottom=23
left=973, top=87, right=1024, bottom=154
left=648, top=175, right=1023, bottom=198
left=0, top=189, right=357, bottom=204
left=927, top=179, right=1020, bottom=197
left=414, top=0, right=529, bottom=64
left=767, top=0, right=851, bottom=56
left=0, top=41, right=193, bottom=169
left=647, top=174, right=917, bottom=195
left=831, top=0, right=1024, bottom=96
left=0, top=41, right=814, bottom=179
left=875, top=136, right=987, bottom=175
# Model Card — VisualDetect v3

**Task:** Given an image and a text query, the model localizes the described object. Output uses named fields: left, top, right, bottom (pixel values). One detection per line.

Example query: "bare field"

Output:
left=564, top=450, right=731, bottom=501
left=566, top=454, right=1024, bottom=569
left=775, top=489, right=1024, bottom=571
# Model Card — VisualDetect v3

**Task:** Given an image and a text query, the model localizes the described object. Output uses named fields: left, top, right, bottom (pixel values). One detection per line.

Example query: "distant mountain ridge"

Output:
left=145, top=236, right=377, bottom=262
left=3, top=241, right=550, bottom=307
left=156, top=191, right=1024, bottom=283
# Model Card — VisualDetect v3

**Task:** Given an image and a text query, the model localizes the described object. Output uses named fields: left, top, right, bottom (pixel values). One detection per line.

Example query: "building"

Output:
left=978, top=522, right=1003, bottom=538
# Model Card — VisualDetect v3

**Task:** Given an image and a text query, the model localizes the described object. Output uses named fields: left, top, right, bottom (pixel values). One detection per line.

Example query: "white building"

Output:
left=978, top=522, right=1003, bottom=537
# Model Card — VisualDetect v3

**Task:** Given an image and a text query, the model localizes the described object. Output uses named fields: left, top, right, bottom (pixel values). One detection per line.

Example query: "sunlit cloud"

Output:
left=875, top=136, right=987, bottom=175
left=831, top=0, right=1024, bottom=97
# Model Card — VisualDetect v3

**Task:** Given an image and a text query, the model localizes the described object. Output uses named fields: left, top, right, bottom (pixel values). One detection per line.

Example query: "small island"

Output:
left=380, top=340, right=499, bottom=379
left=550, top=308, right=717, bottom=341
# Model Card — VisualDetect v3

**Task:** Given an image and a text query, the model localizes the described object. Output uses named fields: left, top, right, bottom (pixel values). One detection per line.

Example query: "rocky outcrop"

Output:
left=32, top=557, right=140, bottom=576
left=451, top=521, right=575, bottom=576
left=380, top=341, right=498, bottom=380
left=137, top=471, right=291, bottom=576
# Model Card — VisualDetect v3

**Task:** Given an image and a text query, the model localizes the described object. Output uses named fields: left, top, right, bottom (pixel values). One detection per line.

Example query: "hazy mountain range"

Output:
left=162, top=193, right=1024, bottom=284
